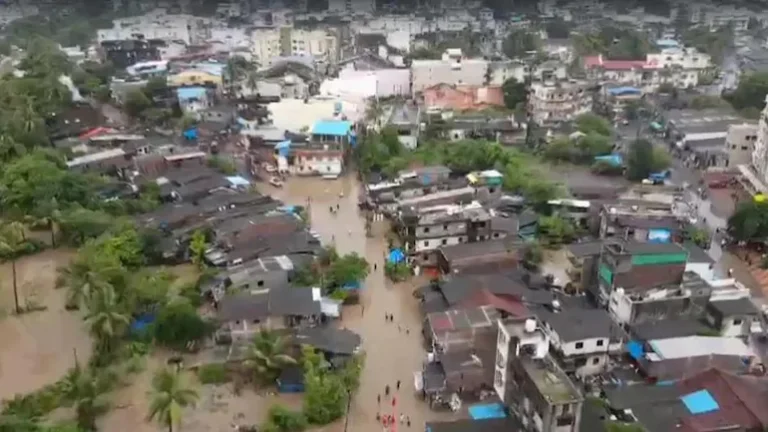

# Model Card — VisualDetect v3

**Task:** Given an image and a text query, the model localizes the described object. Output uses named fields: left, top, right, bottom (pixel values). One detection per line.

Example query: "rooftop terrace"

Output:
left=521, top=356, right=582, bottom=405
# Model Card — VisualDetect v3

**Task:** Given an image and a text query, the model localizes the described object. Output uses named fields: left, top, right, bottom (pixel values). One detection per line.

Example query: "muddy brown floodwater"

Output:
left=262, top=175, right=460, bottom=431
left=0, top=248, right=92, bottom=401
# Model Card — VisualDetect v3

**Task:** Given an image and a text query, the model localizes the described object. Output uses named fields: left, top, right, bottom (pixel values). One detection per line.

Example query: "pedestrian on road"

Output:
left=400, top=414, right=405, bottom=424
left=377, top=394, right=381, bottom=405
left=396, top=380, right=401, bottom=390
left=337, top=203, right=340, bottom=210
left=385, top=385, right=390, bottom=397
left=374, top=263, right=378, bottom=271
left=361, top=304, right=365, bottom=316
left=407, top=417, right=411, bottom=427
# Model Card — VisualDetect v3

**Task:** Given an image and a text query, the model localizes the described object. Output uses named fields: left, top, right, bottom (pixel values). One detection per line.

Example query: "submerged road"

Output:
left=262, top=175, right=460, bottom=431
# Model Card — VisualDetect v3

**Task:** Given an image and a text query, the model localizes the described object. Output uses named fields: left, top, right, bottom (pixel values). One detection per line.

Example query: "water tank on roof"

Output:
left=524, top=319, right=536, bottom=333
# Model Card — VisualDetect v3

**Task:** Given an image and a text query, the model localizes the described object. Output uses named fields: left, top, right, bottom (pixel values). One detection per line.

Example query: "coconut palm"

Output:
left=0, top=222, right=26, bottom=314
left=60, top=364, right=112, bottom=431
left=147, top=367, right=199, bottom=432
left=243, top=329, right=297, bottom=384
left=83, top=284, right=130, bottom=357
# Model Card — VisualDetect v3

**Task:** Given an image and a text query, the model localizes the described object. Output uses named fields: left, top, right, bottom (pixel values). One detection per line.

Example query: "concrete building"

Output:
left=397, top=201, right=492, bottom=260
left=752, top=96, right=768, bottom=184
left=584, top=49, right=711, bottom=91
left=410, top=49, right=488, bottom=95
left=725, top=123, right=758, bottom=167
left=529, top=80, right=594, bottom=124
left=97, top=11, right=205, bottom=45
left=666, top=108, right=747, bottom=154
left=493, top=318, right=583, bottom=432
left=596, top=241, right=689, bottom=304
left=251, top=27, right=339, bottom=66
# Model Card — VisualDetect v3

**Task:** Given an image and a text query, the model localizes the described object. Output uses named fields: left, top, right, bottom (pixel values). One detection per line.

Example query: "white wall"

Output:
left=296, top=155, right=343, bottom=176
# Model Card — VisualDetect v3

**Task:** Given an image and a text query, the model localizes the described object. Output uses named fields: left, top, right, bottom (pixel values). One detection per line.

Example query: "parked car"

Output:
left=269, top=176, right=284, bottom=187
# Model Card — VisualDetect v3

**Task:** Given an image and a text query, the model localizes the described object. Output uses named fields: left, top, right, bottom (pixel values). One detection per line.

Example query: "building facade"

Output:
left=410, top=49, right=488, bottom=94
left=529, top=80, right=594, bottom=124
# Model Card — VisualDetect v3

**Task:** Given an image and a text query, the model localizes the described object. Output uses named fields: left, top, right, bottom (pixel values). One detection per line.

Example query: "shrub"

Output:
left=197, top=364, right=230, bottom=384
left=263, top=404, right=308, bottom=432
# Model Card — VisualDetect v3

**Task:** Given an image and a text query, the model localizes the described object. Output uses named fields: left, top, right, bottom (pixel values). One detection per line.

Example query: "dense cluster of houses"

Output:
left=362, top=165, right=768, bottom=432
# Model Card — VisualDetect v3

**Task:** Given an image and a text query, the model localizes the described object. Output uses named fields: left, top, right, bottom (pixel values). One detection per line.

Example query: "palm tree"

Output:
left=83, top=284, right=130, bottom=357
left=60, top=364, right=111, bottom=431
left=243, top=329, right=297, bottom=384
left=0, top=222, right=26, bottom=314
left=147, top=367, right=199, bottom=432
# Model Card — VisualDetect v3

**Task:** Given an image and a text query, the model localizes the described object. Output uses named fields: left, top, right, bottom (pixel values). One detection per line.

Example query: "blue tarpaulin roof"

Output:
left=469, top=403, right=507, bottom=420
left=388, top=248, right=405, bottom=264
left=176, top=86, right=207, bottom=101
left=312, top=120, right=352, bottom=136
left=608, top=86, right=641, bottom=96
left=275, top=140, right=291, bottom=157
left=627, top=340, right=644, bottom=360
left=681, top=390, right=719, bottom=414
left=183, top=128, right=198, bottom=140
left=595, top=154, right=623, bottom=167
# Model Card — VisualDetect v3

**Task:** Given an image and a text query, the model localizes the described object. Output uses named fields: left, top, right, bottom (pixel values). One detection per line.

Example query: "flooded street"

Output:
left=0, top=248, right=92, bottom=400
left=262, top=175, right=458, bottom=431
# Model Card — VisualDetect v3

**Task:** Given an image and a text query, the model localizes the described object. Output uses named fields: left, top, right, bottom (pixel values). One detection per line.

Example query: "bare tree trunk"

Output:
left=49, top=220, right=56, bottom=248
left=12, top=259, right=20, bottom=314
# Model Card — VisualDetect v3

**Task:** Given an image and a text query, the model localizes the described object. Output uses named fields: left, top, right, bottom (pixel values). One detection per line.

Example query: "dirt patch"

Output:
left=0, top=248, right=92, bottom=401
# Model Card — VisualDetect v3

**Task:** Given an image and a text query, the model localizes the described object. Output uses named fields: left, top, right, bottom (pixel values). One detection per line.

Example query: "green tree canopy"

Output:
left=502, top=77, right=526, bottom=110
left=302, top=368, right=347, bottom=425
left=572, top=26, right=652, bottom=60
left=728, top=200, right=768, bottom=242
left=725, top=72, right=768, bottom=112
left=626, top=139, right=657, bottom=181
left=575, top=113, right=612, bottom=136
left=153, top=300, right=211, bottom=350
left=502, top=29, right=540, bottom=59
left=681, top=25, right=732, bottom=63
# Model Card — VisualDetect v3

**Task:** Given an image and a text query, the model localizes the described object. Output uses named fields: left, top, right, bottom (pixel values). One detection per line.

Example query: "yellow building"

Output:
left=168, top=69, right=223, bottom=88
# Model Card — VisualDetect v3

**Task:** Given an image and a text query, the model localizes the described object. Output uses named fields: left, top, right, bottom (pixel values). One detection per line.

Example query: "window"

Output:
left=443, top=224, right=448, bottom=230
left=423, top=240, right=430, bottom=247
left=596, top=339, right=604, bottom=347
left=592, top=357, right=601, bottom=365
left=575, top=342, right=584, bottom=349
left=423, top=227, right=430, bottom=233
left=257, top=280, right=264, bottom=287
left=441, top=239, right=447, bottom=245
left=733, top=318, right=743, bottom=325
left=493, top=233, right=500, bottom=238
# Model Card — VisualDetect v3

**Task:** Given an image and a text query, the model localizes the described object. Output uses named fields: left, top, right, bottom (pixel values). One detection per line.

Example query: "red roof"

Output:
left=79, top=127, right=116, bottom=140
left=677, top=368, right=768, bottom=431
left=460, top=288, right=529, bottom=317
left=584, top=55, right=659, bottom=70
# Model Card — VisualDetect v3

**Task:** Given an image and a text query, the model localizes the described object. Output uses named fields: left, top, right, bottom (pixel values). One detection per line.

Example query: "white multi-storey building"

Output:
left=751, top=95, right=768, bottom=185
left=584, top=47, right=712, bottom=92
left=251, top=27, right=339, bottom=65
left=410, top=49, right=488, bottom=94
